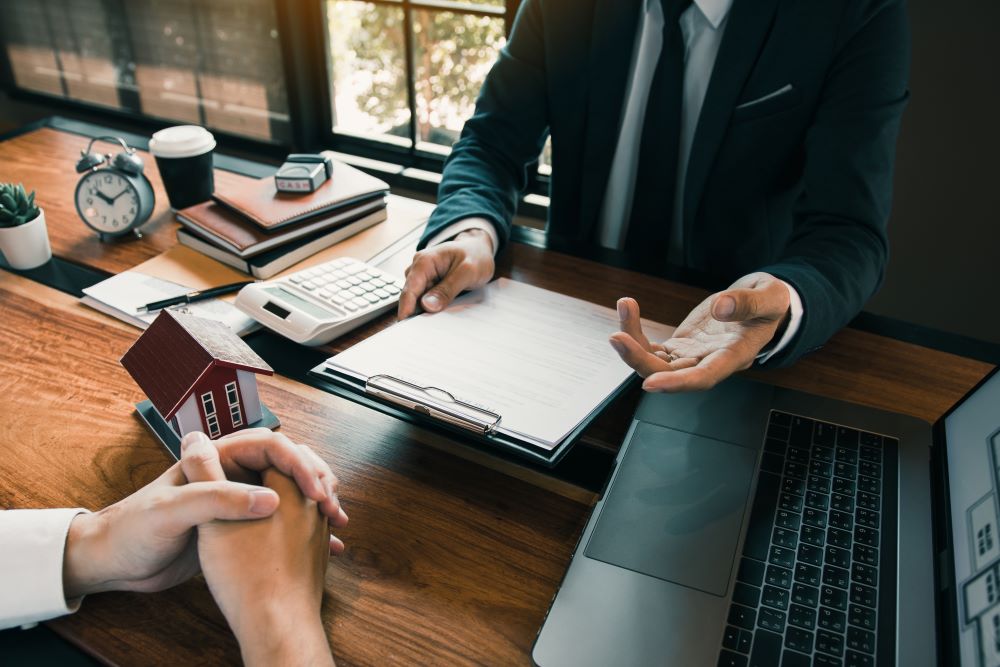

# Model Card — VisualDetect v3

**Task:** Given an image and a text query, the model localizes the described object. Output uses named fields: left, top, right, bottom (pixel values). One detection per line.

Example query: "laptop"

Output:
left=533, top=367, right=1000, bottom=666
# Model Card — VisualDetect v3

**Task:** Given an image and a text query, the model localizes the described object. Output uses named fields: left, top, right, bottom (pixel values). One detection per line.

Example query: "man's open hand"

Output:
left=609, top=273, right=791, bottom=392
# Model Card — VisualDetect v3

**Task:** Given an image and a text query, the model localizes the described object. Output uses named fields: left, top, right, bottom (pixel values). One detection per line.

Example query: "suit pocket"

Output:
left=732, top=84, right=801, bottom=122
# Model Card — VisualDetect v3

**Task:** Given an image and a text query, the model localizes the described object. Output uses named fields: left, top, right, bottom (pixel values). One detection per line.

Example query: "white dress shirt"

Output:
left=426, top=0, right=803, bottom=363
left=0, top=509, right=88, bottom=630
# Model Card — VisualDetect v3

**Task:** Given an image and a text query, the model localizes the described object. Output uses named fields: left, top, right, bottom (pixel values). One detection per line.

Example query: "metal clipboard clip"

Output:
left=364, top=374, right=502, bottom=436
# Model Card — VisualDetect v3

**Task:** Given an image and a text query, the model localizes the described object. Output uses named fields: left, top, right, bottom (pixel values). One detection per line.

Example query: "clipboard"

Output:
left=309, top=362, right=640, bottom=467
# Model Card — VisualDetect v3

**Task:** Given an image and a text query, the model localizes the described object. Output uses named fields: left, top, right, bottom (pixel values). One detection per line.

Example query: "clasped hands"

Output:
left=64, top=428, right=342, bottom=665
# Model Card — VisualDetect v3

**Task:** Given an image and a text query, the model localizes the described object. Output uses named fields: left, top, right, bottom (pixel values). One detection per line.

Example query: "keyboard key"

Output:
left=826, top=546, right=851, bottom=570
left=744, top=472, right=782, bottom=560
left=360, top=281, right=378, bottom=293
left=837, top=427, right=860, bottom=448
left=831, top=493, right=856, bottom=513
left=289, top=275, right=306, bottom=284
left=758, top=608, right=786, bottom=633
left=352, top=297, right=371, bottom=309
left=832, top=477, right=856, bottom=499
left=788, top=446, right=810, bottom=464
left=814, top=422, right=837, bottom=447
left=789, top=603, right=817, bottom=629
left=766, top=565, right=793, bottom=589
left=349, top=285, right=366, bottom=296
left=850, top=583, right=877, bottom=608
left=763, top=584, right=790, bottom=611
left=855, top=527, right=879, bottom=548
left=302, top=281, right=319, bottom=291
left=828, top=528, right=853, bottom=550
left=813, top=446, right=835, bottom=463
left=781, top=477, right=806, bottom=496
left=785, top=461, right=808, bottom=480
left=723, top=625, right=741, bottom=651
left=765, top=438, right=788, bottom=455
left=808, top=474, right=831, bottom=494
left=729, top=604, right=757, bottom=630
left=830, top=510, right=854, bottom=531
left=790, top=417, right=813, bottom=447
left=318, top=289, right=332, bottom=299
left=809, top=459, right=833, bottom=477
left=343, top=301, right=359, bottom=312
left=733, top=582, right=761, bottom=608
left=858, top=460, right=880, bottom=478
left=846, top=627, right=875, bottom=654
left=836, top=447, right=858, bottom=465
left=857, top=476, right=881, bottom=495
left=803, top=508, right=828, bottom=530
left=856, top=508, right=879, bottom=529
left=364, top=293, right=381, bottom=304
left=818, top=607, right=846, bottom=634
left=776, top=510, right=802, bottom=531
left=774, top=527, right=798, bottom=549
left=845, top=650, right=873, bottom=667
left=779, top=492, right=804, bottom=512
left=815, top=655, right=843, bottom=667
left=859, top=432, right=882, bottom=448
left=848, top=604, right=877, bottom=631
left=347, top=275, right=363, bottom=286
left=792, top=583, right=819, bottom=608
left=823, top=566, right=850, bottom=589
left=858, top=446, right=881, bottom=464
left=750, top=629, right=783, bottom=666
left=800, top=525, right=825, bottom=548
left=806, top=490, right=830, bottom=511
left=781, top=649, right=811, bottom=667
left=798, top=543, right=823, bottom=567
left=738, top=558, right=767, bottom=586
left=833, top=461, right=857, bottom=479
left=821, top=585, right=848, bottom=611
left=853, top=544, right=878, bottom=566
left=767, top=423, right=790, bottom=441
left=355, top=271, right=373, bottom=281
left=761, top=452, right=785, bottom=474
left=851, top=562, right=877, bottom=588
left=385, top=284, right=401, bottom=295
left=816, top=629, right=845, bottom=657
left=785, top=627, right=815, bottom=654
left=857, top=490, right=880, bottom=511
left=719, top=650, right=747, bottom=667
left=795, top=562, right=821, bottom=587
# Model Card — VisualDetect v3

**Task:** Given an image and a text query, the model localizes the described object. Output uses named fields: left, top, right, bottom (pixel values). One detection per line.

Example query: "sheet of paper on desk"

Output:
left=81, top=271, right=258, bottom=335
left=325, top=278, right=675, bottom=450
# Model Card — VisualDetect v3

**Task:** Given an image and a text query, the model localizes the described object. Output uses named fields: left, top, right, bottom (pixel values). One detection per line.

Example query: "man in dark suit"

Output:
left=397, top=0, right=910, bottom=391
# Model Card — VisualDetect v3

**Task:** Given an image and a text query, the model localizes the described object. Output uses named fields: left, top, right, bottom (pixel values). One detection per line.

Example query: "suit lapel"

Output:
left=682, top=0, right=779, bottom=246
left=574, top=0, right=642, bottom=244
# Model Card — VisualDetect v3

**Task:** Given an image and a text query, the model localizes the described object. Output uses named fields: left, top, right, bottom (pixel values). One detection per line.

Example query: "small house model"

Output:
left=121, top=310, right=275, bottom=440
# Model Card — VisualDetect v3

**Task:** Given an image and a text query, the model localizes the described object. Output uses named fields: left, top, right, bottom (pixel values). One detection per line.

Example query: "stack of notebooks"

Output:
left=176, top=157, right=391, bottom=279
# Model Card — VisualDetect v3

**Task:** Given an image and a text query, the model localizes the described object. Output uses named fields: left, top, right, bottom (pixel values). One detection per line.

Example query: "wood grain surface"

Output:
left=0, top=273, right=588, bottom=666
left=0, top=126, right=994, bottom=666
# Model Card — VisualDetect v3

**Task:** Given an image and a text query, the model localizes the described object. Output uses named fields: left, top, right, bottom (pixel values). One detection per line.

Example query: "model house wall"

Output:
left=237, top=370, right=263, bottom=424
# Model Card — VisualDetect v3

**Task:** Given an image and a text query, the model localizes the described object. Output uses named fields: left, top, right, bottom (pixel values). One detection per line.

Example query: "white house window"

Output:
left=988, top=572, right=997, bottom=605
left=980, top=525, right=995, bottom=556
left=201, top=391, right=221, bottom=438
left=225, top=381, right=243, bottom=428
left=993, top=613, right=1000, bottom=653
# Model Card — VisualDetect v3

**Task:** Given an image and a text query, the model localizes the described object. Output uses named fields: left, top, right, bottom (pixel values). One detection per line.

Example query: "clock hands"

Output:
left=109, top=189, right=131, bottom=202
left=94, top=190, right=115, bottom=205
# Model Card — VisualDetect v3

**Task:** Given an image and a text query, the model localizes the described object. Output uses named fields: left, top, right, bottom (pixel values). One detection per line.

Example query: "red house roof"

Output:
left=121, top=311, right=273, bottom=420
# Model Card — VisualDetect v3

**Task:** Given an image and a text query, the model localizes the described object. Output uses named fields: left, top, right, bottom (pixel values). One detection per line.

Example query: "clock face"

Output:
left=75, top=170, right=142, bottom=234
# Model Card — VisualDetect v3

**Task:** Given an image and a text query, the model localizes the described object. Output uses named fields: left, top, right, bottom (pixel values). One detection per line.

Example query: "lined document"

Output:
left=324, top=278, right=674, bottom=450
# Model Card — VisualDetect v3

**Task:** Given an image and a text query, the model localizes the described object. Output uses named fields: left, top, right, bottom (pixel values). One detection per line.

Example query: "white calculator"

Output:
left=234, top=257, right=404, bottom=346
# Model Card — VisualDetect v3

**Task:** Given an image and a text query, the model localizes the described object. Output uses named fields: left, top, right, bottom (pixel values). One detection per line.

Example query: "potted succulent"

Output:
left=0, top=182, right=51, bottom=270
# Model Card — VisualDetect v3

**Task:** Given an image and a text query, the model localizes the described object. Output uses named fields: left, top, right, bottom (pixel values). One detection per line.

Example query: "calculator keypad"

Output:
left=283, top=257, right=403, bottom=318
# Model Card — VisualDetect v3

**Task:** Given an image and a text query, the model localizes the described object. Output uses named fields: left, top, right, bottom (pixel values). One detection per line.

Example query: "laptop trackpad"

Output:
left=584, top=422, right=757, bottom=596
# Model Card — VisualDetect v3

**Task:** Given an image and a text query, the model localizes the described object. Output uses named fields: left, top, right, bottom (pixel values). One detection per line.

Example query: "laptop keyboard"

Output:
left=718, top=411, right=897, bottom=667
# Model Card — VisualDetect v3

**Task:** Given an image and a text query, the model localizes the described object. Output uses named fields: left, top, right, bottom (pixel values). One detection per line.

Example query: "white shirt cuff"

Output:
left=757, top=280, right=804, bottom=364
left=0, top=508, right=89, bottom=630
left=424, top=217, right=499, bottom=256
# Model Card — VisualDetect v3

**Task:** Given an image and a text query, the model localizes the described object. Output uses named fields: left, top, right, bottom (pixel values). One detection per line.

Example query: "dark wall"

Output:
left=866, top=0, right=1000, bottom=344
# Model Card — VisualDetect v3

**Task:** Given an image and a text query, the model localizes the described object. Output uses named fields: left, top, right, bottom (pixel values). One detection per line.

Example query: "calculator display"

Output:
left=264, top=286, right=331, bottom=319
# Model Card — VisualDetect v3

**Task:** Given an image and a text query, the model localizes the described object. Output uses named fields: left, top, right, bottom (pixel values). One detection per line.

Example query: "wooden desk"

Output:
left=0, top=123, right=994, bottom=666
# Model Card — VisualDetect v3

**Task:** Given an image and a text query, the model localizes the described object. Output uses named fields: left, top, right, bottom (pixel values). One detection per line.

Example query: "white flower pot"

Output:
left=0, top=209, right=52, bottom=270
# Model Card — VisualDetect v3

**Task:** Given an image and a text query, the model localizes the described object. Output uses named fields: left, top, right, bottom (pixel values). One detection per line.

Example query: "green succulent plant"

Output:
left=0, top=183, right=40, bottom=228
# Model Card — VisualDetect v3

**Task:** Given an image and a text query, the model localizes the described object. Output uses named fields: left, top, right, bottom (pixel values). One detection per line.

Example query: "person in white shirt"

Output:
left=0, top=430, right=344, bottom=666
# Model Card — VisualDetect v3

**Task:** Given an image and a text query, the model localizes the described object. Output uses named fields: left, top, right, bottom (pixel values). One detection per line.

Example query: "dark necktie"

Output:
left=624, top=0, right=692, bottom=269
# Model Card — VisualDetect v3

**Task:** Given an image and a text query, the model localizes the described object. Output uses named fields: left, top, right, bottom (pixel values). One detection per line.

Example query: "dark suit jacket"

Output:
left=419, top=0, right=910, bottom=366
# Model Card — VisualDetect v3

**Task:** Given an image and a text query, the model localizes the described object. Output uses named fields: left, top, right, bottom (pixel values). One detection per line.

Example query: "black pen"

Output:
left=137, top=281, right=255, bottom=313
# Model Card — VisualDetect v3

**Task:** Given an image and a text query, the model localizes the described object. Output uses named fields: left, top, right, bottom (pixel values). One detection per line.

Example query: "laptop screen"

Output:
left=944, top=369, right=1000, bottom=666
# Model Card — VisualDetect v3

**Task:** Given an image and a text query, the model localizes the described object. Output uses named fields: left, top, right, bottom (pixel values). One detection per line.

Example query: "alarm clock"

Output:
left=74, top=136, right=155, bottom=241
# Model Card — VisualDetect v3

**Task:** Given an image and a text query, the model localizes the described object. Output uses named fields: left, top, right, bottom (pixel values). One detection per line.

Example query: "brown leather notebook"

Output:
left=176, top=197, right=387, bottom=258
left=212, top=156, right=390, bottom=230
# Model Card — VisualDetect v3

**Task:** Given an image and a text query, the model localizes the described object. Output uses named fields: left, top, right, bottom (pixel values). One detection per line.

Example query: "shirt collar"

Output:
left=693, top=0, right=734, bottom=29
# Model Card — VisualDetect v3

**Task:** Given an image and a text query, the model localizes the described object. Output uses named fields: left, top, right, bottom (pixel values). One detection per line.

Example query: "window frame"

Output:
left=0, top=0, right=549, bottom=209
